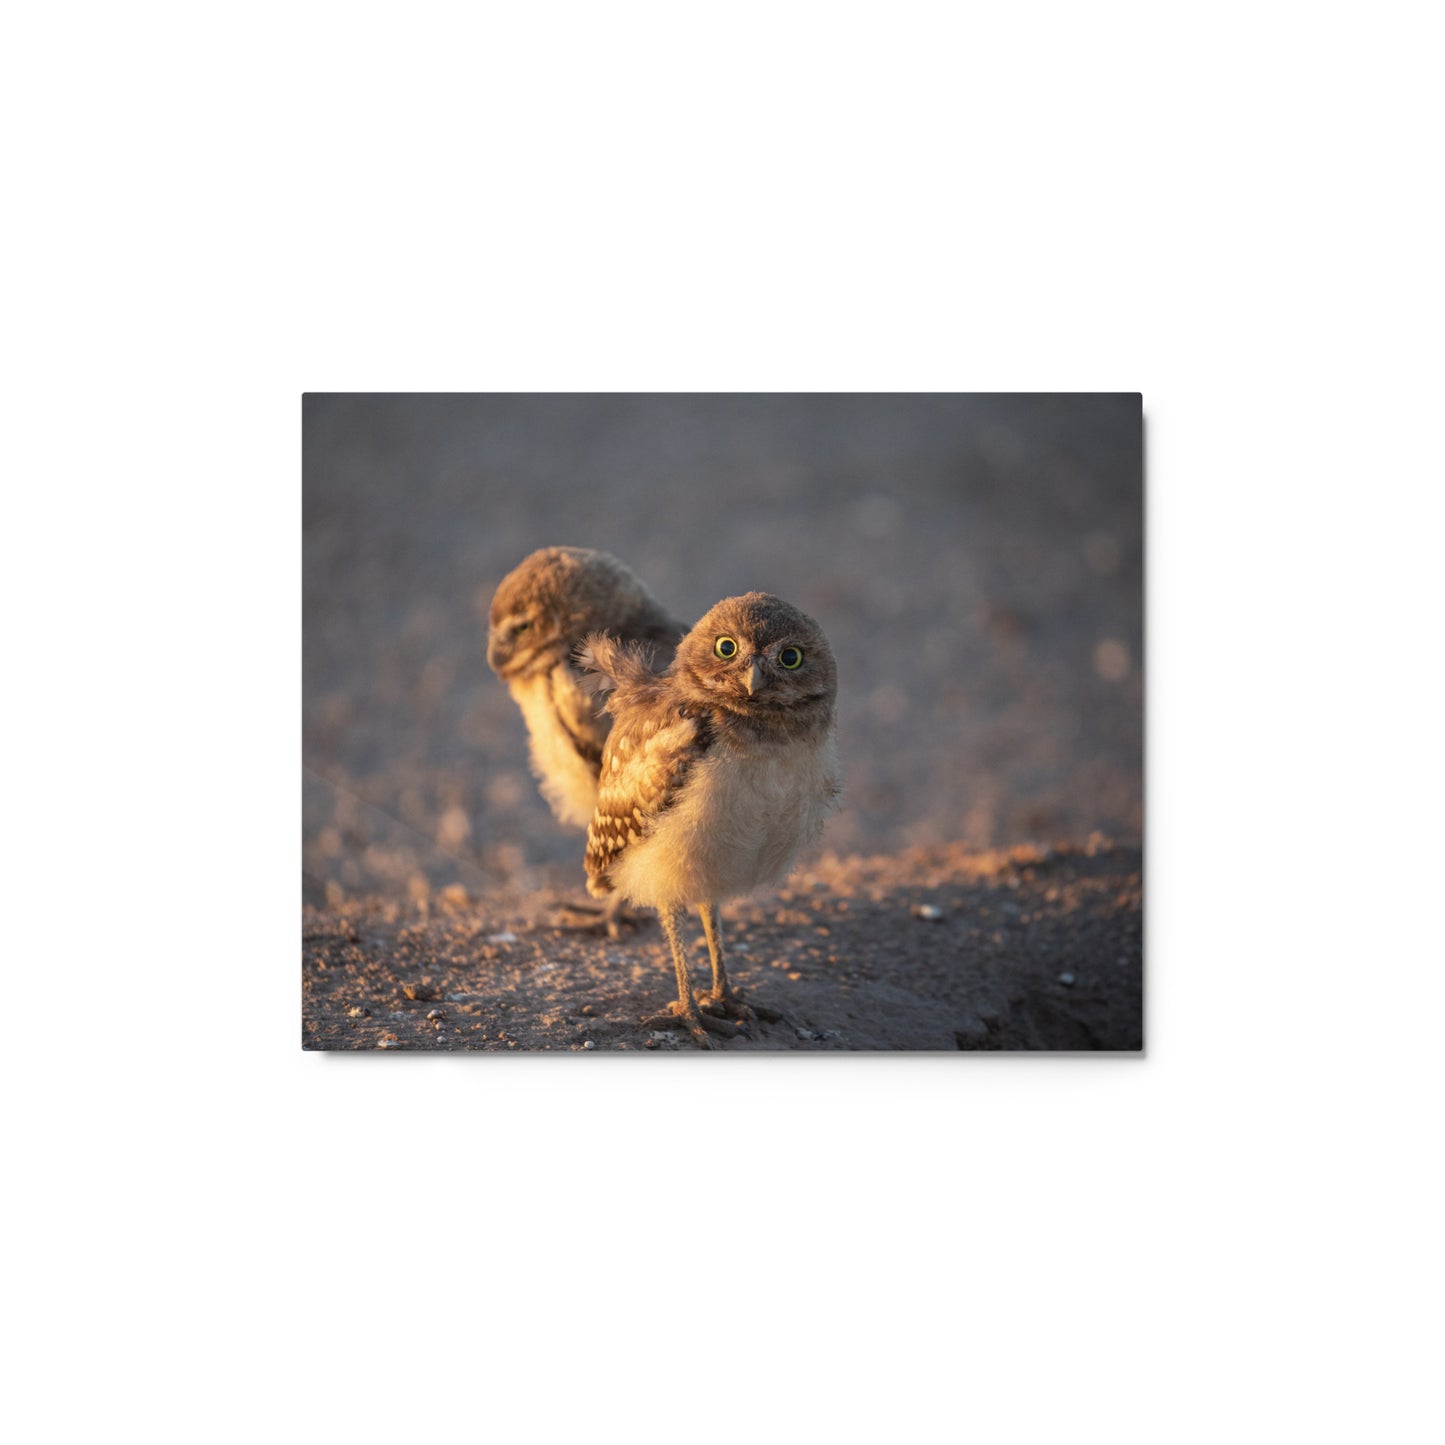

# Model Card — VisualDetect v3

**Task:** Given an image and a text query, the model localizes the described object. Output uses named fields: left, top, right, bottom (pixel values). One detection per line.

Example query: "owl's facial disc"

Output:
left=488, top=610, right=551, bottom=674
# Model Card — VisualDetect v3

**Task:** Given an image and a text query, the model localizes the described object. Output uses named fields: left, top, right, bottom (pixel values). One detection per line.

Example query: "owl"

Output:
left=486, top=547, right=685, bottom=934
left=486, top=546, right=685, bottom=827
left=581, top=592, right=842, bottom=1047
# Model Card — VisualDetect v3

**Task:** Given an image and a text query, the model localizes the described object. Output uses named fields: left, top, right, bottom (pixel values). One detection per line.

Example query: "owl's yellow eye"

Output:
left=715, top=636, right=738, bottom=659
left=778, top=646, right=804, bottom=669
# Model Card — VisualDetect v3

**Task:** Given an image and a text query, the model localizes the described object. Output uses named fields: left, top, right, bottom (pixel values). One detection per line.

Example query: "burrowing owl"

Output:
left=582, top=592, right=841, bottom=1047
left=486, top=546, right=685, bottom=827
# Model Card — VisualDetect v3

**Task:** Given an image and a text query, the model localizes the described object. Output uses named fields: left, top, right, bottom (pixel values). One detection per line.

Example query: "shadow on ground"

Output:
left=303, top=840, right=1142, bottom=1052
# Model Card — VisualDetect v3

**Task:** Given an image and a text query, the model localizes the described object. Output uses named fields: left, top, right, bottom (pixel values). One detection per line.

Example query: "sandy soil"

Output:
left=303, top=839, right=1142, bottom=1051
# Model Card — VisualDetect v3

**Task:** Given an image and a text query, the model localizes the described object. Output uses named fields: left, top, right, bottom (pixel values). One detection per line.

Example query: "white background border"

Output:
left=8, top=5, right=1440, bottom=1441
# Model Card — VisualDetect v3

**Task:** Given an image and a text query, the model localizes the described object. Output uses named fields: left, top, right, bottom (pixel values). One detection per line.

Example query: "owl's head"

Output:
left=487, top=546, right=666, bottom=680
left=673, top=592, right=837, bottom=736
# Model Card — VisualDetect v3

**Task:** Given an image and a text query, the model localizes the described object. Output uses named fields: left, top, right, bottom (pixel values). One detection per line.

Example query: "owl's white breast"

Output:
left=510, top=669, right=599, bottom=829
left=610, top=727, right=840, bottom=908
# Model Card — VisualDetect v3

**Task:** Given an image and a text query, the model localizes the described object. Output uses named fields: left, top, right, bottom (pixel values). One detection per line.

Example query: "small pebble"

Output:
left=426, top=1008, right=446, bottom=1021
left=1058, top=972, right=1076, bottom=986
left=582, top=1039, right=596, bottom=1050
left=581, top=1004, right=596, bottom=1017
left=486, top=931, right=519, bottom=944
left=376, top=1034, right=400, bottom=1050
left=914, top=904, right=944, bottom=921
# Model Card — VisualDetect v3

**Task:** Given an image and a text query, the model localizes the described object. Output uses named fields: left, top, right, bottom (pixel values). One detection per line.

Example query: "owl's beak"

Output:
left=745, top=658, right=765, bottom=695
left=486, top=630, right=509, bottom=671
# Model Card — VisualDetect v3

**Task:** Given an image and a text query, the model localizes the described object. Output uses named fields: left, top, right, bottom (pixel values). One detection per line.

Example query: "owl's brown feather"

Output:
left=580, top=633, right=713, bottom=895
left=485, top=547, right=686, bottom=829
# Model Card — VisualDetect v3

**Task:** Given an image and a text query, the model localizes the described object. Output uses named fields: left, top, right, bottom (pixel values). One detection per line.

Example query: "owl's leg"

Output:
left=695, top=901, right=745, bottom=1017
left=696, top=902, right=783, bottom=1024
left=603, top=892, right=633, bottom=940
left=642, top=906, right=739, bottom=1046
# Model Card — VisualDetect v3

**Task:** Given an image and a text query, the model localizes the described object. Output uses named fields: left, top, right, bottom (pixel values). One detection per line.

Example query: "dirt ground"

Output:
left=302, top=395, right=1143, bottom=1051
left=303, top=839, right=1142, bottom=1051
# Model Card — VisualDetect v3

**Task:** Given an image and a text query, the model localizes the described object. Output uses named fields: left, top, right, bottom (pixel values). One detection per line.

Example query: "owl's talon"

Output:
left=552, top=898, right=642, bottom=937
left=642, top=1021, right=713, bottom=1049
left=698, top=987, right=757, bottom=1024
left=641, top=998, right=728, bottom=1046
left=701, top=1002, right=752, bottom=1023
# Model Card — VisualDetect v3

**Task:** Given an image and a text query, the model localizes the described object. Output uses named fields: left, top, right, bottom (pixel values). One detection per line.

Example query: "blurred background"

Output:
left=303, top=394, right=1142, bottom=905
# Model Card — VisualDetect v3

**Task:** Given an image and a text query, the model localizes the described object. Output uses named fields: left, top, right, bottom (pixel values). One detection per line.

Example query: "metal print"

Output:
left=303, top=394, right=1142, bottom=1051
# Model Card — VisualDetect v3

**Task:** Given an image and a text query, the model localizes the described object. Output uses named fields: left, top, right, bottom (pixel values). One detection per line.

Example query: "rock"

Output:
left=376, top=1034, right=400, bottom=1050
left=426, top=1008, right=446, bottom=1021
left=582, top=1039, right=596, bottom=1050
left=486, top=931, right=519, bottom=944
left=1058, top=971, right=1076, bottom=986
left=913, top=904, right=944, bottom=921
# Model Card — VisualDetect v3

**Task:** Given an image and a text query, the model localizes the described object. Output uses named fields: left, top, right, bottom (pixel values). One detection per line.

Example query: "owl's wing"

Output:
left=584, top=696, right=710, bottom=897
left=549, top=663, right=609, bottom=772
